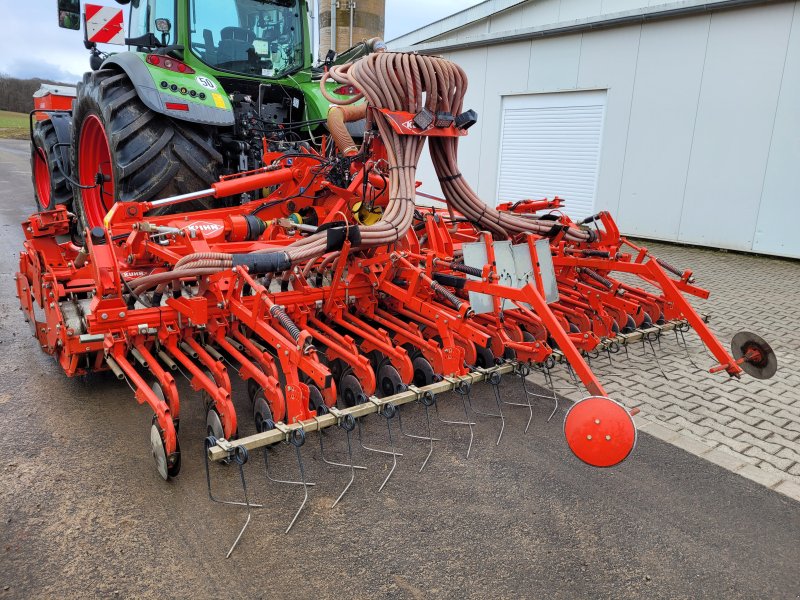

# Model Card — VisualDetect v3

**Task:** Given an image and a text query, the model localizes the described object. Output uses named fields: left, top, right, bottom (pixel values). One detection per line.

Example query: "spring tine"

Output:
left=488, top=372, right=506, bottom=445
left=675, top=325, right=702, bottom=371
left=319, top=427, right=367, bottom=470
left=377, top=403, right=400, bottom=492
left=643, top=331, right=669, bottom=381
left=357, top=409, right=404, bottom=457
left=226, top=447, right=254, bottom=558
left=396, top=394, right=439, bottom=473
left=434, top=384, right=476, bottom=458
left=331, top=415, right=359, bottom=508
left=285, top=437, right=311, bottom=534
left=264, top=444, right=317, bottom=487
left=204, top=437, right=264, bottom=508
left=543, top=365, right=559, bottom=422
left=461, top=376, right=505, bottom=446
left=417, top=402, right=436, bottom=472
left=565, top=362, right=580, bottom=386
left=398, top=406, right=442, bottom=442
left=507, top=364, right=534, bottom=433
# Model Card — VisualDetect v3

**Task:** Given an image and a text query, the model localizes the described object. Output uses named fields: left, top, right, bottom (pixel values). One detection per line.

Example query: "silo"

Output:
left=318, top=0, right=385, bottom=61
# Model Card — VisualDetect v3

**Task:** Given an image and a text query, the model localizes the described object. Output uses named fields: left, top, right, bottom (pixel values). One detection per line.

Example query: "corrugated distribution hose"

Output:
left=327, top=103, right=367, bottom=156
left=327, top=53, right=593, bottom=243
left=131, top=52, right=590, bottom=294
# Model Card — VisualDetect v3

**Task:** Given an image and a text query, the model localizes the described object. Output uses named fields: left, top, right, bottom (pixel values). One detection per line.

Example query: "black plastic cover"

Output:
left=232, top=252, right=291, bottom=273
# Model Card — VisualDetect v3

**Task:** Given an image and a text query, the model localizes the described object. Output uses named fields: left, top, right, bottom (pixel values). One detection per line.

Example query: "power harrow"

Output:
left=16, top=52, right=776, bottom=554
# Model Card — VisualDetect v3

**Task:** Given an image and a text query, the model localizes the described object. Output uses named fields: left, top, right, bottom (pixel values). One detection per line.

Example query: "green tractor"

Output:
left=33, top=0, right=382, bottom=230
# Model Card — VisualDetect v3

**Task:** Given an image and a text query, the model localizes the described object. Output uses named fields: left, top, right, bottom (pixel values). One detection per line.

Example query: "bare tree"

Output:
left=0, top=74, right=73, bottom=113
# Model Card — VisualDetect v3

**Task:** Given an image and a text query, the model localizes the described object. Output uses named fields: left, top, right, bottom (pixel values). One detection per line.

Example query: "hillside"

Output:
left=0, top=110, right=29, bottom=140
left=0, top=75, right=75, bottom=114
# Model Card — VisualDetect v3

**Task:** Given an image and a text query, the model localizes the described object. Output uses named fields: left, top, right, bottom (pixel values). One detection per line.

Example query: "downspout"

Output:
left=349, top=1, right=355, bottom=48
left=330, top=0, right=337, bottom=53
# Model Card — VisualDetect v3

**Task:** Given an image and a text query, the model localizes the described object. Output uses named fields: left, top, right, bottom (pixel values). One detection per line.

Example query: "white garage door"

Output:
left=496, top=90, right=607, bottom=221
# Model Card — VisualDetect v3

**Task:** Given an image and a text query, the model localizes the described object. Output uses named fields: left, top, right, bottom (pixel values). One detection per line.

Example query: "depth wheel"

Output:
left=149, top=423, right=180, bottom=480
left=150, top=423, right=169, bottom=481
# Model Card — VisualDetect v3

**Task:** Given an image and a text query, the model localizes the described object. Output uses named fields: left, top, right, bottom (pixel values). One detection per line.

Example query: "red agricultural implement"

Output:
left=18, top=52, right=776, bottom=555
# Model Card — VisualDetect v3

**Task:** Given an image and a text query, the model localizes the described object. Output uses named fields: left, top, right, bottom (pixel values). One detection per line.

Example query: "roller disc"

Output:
left=412, top=355, right=435, bottom=387
left=149, top=423, right=169, bottom=481
left=378, top=363, right=403, bottom=398
left=247, top=377, right=261, bottom=404
left=339, top=373, right=364, bottom=408
left=308, top=384, right=326, bottom=413
left=522, top=331, right=536, bottom=343
left=622, top=315, right=637, bottom=334
left=731, top=331, right=777, bottom=380
left=475, top=344, right=496, bottom=369
left=564, top=397, right=637, bottom=468
left=253, top=390, right=275, bottom=432
left=206, top=406, right=225, bottom=440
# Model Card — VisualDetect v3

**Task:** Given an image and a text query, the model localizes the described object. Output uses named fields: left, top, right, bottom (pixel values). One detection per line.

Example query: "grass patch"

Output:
left=0, top=110, right=30, bottom=140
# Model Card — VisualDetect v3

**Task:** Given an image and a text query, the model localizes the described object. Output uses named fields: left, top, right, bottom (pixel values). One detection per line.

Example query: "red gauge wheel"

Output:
left=564, top=396, right=637, bottom=468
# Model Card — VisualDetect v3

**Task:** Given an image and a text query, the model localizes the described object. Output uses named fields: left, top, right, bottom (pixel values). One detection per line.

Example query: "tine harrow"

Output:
left=15, top=51, right=777, bottom=555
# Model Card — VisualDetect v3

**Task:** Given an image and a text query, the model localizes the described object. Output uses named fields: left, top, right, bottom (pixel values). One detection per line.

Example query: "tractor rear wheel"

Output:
left=31, top=119, right=73, bottom=211
left=70, top=68, right=222, bottom=230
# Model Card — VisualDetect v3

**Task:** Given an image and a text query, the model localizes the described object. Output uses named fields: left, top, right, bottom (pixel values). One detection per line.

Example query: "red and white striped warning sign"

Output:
left=85, top=4, right=125, bottom=45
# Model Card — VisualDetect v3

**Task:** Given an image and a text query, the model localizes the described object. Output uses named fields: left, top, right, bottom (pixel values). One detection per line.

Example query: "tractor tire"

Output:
left=31, top=119, right=73, bottom=211
left=70, top=68, right=222, bottom=230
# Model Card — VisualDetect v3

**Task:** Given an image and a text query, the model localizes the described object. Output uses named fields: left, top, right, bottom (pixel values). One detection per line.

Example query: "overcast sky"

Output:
left=0, top=0, right=483, bottom=83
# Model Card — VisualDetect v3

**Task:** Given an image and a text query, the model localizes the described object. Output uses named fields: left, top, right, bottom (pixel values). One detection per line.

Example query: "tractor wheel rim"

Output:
left=78, top=114, right=115, bottom=228
left=33, top=148, right=52, bottom=209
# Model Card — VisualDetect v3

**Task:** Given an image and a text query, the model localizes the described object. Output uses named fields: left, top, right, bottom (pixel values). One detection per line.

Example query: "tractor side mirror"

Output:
left=57, top=0, right=80, bottom=30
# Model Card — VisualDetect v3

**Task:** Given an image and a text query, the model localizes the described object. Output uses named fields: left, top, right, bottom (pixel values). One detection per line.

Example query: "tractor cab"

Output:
left=188, top=0, right=304, bottom=78
left=125, top=0, right=308, bottom=78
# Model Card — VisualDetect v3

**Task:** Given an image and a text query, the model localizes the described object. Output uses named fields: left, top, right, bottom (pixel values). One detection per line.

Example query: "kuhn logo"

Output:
left=185, top=221, right=223, bottom=234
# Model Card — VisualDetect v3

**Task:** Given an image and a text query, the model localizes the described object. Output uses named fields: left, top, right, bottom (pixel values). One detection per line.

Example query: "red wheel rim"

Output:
left=564, top=396, right=637, bottom=468
left=33, top=148, right=52, bottom=209
left=78, top=114, right=115, bottom=228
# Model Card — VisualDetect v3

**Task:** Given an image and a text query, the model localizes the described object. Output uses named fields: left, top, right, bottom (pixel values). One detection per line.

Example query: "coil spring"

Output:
left=451, top=262, right=482, bottom=278
left=271, top=306, right=301, bottom=342
left=656, top=257, right=683, bottom=277
left=581, top=267, right=613, bottom=289
left=431, top=282, right=463, bottom=310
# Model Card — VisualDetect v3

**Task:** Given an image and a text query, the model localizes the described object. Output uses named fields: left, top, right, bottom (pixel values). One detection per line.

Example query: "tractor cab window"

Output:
left=189, top=0, right=304, bottom=79
left=129, top=0, right=176, bottom=45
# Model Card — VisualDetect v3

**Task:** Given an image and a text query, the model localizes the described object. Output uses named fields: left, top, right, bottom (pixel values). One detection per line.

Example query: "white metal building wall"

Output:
left=409, top=1, right=800, bottom=259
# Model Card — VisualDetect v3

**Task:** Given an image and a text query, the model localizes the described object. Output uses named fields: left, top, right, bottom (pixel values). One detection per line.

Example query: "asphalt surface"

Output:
left=1, top=138, right=798, bottom=599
